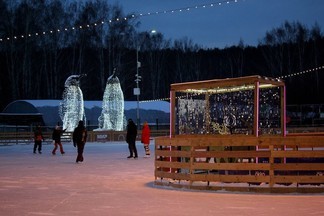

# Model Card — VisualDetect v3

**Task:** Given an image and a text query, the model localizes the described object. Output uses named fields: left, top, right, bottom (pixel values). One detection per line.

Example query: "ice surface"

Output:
left=1, top=141, right=324, bottom=216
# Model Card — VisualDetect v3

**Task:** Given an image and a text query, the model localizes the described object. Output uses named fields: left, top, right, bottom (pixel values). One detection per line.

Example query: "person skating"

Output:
left=126, top=119, right=138, bottom=159
left=141, top=121, right=151, bottom=158
left=73, top=121, right=87, bottom=163
left=33, top=125, right=43, bottom=154
left=52, top=125, right=66, bottom=155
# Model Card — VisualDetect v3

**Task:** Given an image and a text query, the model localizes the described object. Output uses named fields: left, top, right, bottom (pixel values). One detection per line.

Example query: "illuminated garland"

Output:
left=0, top=0, right=241, bottom=43
left=278, top=65, right=324, bottom=79
left=140, top=65, right=324, bottom=103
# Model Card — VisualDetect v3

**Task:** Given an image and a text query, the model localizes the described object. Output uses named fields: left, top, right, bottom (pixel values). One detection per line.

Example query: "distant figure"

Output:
left=52, top=125, right=66, bottom=155
left=73, top=121, right=87, bottom=163
left=33, top=125, right=43, bottom=154
left=141, top=121, right=151, bottom=157
left=126, top=119, right=138, bottom=159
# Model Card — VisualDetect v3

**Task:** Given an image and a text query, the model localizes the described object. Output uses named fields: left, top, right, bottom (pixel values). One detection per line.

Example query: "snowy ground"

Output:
left=1, top=141, right=324, bottom=216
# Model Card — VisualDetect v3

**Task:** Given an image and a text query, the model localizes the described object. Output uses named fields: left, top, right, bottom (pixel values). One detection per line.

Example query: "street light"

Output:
left=133, top=30, right=157, bottom=129
left=134, top=46, right=141, bottom=129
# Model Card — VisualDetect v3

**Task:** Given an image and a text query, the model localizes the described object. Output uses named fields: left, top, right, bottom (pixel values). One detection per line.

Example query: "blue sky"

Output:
left=113, top=0, right=324, bottom=48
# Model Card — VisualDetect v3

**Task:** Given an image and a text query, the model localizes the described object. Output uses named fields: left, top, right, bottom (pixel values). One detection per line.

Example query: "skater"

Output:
left=52, top=125, right=66, bottom=155
left=126, top=119, right=138, bottom=159
left=33, top=125, right=43, bottom=154
left=141, top=121, right=151, bottom=157
left=73, top=120, right=87, bottom=163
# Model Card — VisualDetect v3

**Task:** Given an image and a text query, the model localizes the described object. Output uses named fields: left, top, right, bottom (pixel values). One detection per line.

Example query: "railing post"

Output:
left=269, top=145, right=275, bottom=188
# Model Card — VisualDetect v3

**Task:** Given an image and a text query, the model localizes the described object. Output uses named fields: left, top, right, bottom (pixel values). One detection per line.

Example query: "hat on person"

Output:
left=78, top=120, right=84, bottom=127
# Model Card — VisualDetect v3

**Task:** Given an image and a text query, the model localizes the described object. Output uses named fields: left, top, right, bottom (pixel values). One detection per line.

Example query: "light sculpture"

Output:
left=97, top=69, right=125, bottom=131
left=59, top=74, right=86, bottom=132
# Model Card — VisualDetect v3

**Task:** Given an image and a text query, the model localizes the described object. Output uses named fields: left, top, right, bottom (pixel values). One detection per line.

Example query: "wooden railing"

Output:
left=154, top=134, right=324, bottom=193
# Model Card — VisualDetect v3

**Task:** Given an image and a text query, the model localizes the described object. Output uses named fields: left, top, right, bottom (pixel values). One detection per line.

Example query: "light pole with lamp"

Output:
left=133, top=30, right=157, bottom=129
left=134, top=45, right=141, bottom=129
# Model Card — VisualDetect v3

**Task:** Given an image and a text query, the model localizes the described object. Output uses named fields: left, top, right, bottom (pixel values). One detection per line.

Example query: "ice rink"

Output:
left=1, top=141, right=324, bottom=216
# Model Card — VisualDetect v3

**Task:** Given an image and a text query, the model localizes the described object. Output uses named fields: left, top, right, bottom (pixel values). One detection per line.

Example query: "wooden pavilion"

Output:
left=154, top=75, right=324, bottom=193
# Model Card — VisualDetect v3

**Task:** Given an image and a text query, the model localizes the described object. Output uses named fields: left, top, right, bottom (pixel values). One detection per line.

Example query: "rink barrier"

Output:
left=154, top=133, right=324, bottom=193
left=0, top=130, right=169, bottom=145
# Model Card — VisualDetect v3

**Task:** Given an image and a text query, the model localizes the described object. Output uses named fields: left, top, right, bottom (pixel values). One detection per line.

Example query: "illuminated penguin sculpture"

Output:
left=59, top=74, right=86, bottom=132
left=97, top=68, right=125, bottom=131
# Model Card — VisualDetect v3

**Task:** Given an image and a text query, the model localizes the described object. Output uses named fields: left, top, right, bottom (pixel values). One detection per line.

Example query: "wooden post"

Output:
left=205, top=93, right=210, bottom=133
left=281, top=85, right=286, bottom=136
left=281, top=86, right=287, bottom=163
left=253, top=81, right=260, bottom=137
left=170, top=90, right=176, bottom=137
left=269, top=145, right=275, bottom=188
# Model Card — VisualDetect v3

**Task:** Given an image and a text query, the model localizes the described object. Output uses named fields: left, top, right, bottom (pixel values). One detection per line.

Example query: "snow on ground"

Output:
left=1, top=141, right=324, bottom=216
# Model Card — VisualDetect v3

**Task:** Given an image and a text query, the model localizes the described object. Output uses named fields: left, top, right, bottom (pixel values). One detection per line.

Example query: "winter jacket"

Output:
left=73, top=126, right=87, bottom=144
left=34, top=128, right=43, bottom=141
left=126, top=121, right=137, bottom=143
left=141, top=124, right=150, bottom=145
left=52, top=128, right=66, bottom=143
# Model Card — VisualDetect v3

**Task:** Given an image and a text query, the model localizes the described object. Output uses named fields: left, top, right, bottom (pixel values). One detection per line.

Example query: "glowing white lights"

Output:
left=96, top=71, right=125, bottom=131
left=278, top=66, right=324, bottom=79
left=0, top=0, right=242, bottom=43
left=59, top=75, right=86, bottom=132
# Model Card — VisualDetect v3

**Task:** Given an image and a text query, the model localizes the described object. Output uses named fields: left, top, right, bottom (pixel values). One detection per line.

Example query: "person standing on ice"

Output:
left=33, top=125, right=43, bottom=154
left=73, top=120, right=87, bottom=163
left=141, top=121, right=151, bottom=157
left=51, top=125, right=66, bottom=155
left=126, top=119, right=138, bottom=159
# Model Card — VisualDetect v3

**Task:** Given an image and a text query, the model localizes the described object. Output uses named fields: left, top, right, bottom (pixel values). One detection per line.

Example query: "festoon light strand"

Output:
left=0, top=0, right=241, bottom=43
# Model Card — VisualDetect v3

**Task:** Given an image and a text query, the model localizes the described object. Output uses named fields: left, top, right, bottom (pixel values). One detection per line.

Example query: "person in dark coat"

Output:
left=33, top=125, right=43, bottom=154
left=126, top=119, right=138, bottom=159
left=73, top=121, right=87, bottom=163
left=52, top=125, right=66, bottom=155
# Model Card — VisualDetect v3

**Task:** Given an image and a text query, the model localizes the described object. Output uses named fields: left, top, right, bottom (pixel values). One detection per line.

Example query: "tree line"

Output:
left=0, top=0, right=324, bottom=111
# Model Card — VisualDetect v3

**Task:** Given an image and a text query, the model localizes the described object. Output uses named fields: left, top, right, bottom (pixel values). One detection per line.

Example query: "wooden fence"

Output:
left=154, top=134, right=324, bottom=193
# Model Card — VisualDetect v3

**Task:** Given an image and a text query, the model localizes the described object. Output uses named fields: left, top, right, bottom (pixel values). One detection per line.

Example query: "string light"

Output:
left=1, top=1, right=322, bottom=104
left=0, top=0, right=242, bottom=43
left=140, top=65, right=324, bottom=103
left=278, top=66, right=324, bottom=79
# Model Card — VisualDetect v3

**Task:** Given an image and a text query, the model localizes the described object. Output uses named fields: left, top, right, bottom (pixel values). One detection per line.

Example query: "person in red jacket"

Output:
left=141, top=121, right=151, bottom=157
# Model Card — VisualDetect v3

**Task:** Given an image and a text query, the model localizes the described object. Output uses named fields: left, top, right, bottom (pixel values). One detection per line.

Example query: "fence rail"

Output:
left=154, top=134, right=324, bottom=193
left=0, top=130, right=170, bottom=145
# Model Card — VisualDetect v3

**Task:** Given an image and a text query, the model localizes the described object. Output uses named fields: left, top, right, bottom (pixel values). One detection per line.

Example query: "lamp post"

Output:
left=134, top=45, right=141, bottom=129
left=133, top=30, right=156, bottom=129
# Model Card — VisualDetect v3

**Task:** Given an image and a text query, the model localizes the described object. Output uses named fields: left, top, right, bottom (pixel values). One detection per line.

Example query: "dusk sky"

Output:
left=113, top=0, right=324, bottom=48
